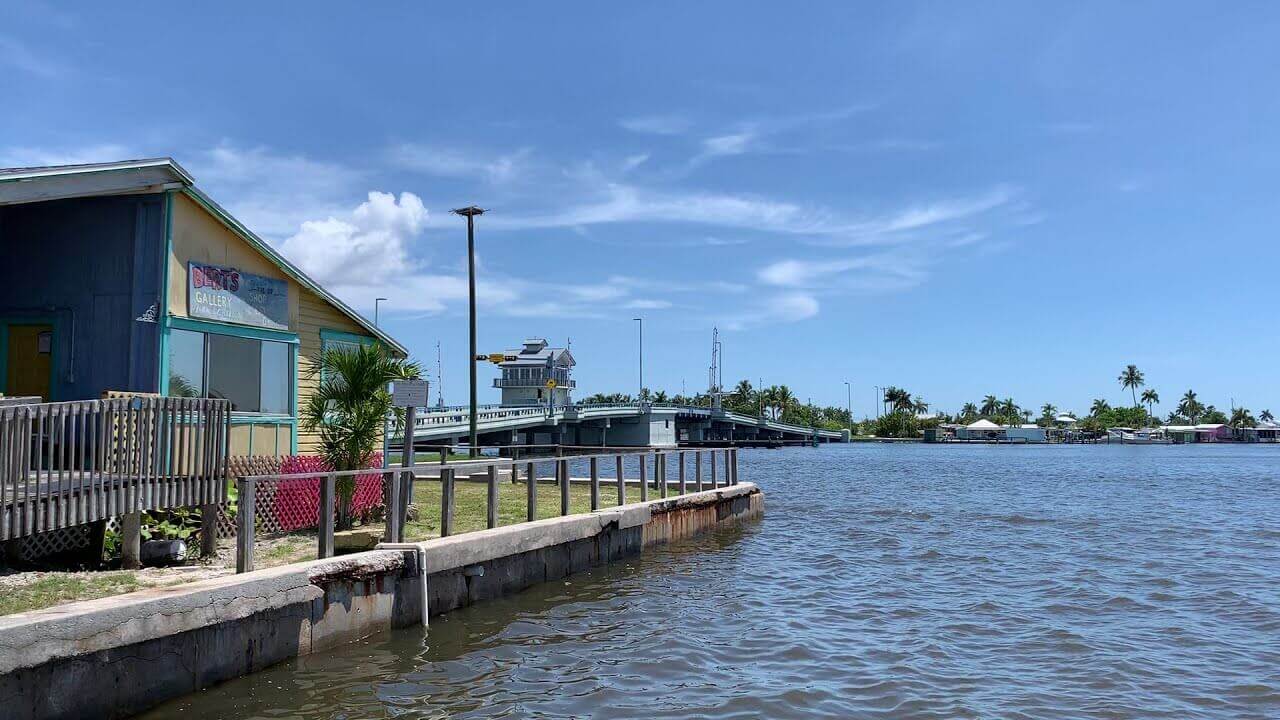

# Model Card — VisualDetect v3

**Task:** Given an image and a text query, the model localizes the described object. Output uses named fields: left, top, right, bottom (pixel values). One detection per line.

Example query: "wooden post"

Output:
left=199, top=503, right=218, bottom=557
left=589, top=456, right=599, bottom=511
left=678, top=451, right=686, bottom=495
left=615, top=453, right=625, bottom=506
left=440, top=467, right=455, bottom=537
left=120, top=511, right=142, bottom=570
left=383, top=469, right=400, bottom=544
left=723, top=448, right=731, bottom=487
left=487, top=464, right=498, bottom=529
left=526, top=461, right=536, bottom=522
left=731, top=448, right=738, bottom=485
left=639, top=453, right=648, bottom=502
left=559, top=458, right=570, bottom=516
left=710, top=450, right=718, bottom=489
left=235, top=478, right=255, bottom=574
left=695, top=451, right=704, bottom=491
left=319, top=473, right=335, bottom=558
left=658, top=452, right=667, bottom=498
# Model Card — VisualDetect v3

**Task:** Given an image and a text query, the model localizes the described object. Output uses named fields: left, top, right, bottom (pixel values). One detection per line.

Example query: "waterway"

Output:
left=141, top=444, right=1280, bottom=719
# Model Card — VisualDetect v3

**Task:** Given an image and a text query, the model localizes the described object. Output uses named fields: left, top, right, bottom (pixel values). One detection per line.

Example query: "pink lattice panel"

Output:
left=270, top=454, right=385, bottom=532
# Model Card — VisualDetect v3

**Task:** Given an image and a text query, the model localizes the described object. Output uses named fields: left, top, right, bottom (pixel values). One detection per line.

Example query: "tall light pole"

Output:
left=453, top=206, right=485, bottom=457
left=632, top=317, right=644, bottom=401
left=844, top=381, right=852, bottom=429
left=374, top=297, right=387, bottom=327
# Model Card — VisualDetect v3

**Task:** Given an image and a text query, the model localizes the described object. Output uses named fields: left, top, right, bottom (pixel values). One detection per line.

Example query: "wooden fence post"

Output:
left=200, top=503, right=218, bottom=557
left=639, top=453, right=648, bottom=502
left=487, top=464, right=498, bottom=529
left=695, top=451, right=704, bottom=491
left=615, top=454, right=625, bottom=506
left=710, top=450, right=718, bottom=489
left=319, top=473, right=335, bottom=558
left=658, top=452, right=667, bottom=498
left=383, top=469, right=400, bottom=544
left=559, top=458, right=570, bottom=516
left=731, top=448, right=738, bottom=485
left=440, top=467, right=455, bottom=537
left=678, top=451, right=686, bottom=495
left=589, top=456, right=599, bottom=511
left=526, top=461, right=536, bottom=521
left=120, top=511, right=142, bottom=570
left=236, top=478, right=255, bottom=574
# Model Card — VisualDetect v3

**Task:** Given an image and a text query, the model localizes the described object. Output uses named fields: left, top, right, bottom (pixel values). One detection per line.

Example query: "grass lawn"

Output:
left=0, top=570, right=207, bottom=617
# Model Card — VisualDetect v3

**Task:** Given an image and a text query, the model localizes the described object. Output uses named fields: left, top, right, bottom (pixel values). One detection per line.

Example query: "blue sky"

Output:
left=4, top=2, right=1280, bottom=418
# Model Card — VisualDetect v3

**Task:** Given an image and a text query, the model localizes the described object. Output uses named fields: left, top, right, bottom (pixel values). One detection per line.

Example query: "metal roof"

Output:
left=0, top=157, right=407, bottom=355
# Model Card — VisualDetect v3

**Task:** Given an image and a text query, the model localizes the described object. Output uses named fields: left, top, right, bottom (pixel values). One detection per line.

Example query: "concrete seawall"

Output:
left=0, top=483, right=762, bottom=720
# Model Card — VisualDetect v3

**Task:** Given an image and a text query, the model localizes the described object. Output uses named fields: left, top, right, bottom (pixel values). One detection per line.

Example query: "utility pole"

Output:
left=844, top=381, right=852, bottom=430
left=633, top=317, right=644, bottom=402
left=453, top=206, right=485, bottom=457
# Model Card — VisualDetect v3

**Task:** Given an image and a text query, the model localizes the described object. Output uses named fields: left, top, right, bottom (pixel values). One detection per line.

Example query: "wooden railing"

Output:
left=234, top=446, right=739, bottom=573
left=0, top=396, right=230, bottom=541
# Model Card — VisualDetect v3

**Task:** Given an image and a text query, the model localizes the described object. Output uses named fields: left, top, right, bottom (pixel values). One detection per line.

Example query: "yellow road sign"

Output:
left=546, top=379, right=558, bottom=389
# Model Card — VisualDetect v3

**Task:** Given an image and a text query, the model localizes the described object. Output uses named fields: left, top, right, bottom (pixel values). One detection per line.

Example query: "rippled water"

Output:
left=143, top=444, right=1280, bottom=719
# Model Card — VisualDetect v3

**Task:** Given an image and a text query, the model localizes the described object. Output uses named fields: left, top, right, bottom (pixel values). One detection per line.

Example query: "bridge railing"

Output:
left=232, top=445, right=739, bottom=573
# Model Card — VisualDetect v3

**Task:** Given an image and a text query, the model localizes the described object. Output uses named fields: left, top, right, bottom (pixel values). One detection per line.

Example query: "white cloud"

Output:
left=0, top=143, right=134, bottom=167
left=619, top=114, right=693, bottom=135
left=625, top=299, right=673, bottom=310
left=757, top=253, right=926, bottom=290
left=390, top=143, right=532, bottom=184
left=701, top=130, right=756, bottom=157
left=621, top=153, right=650, bottom=172
left=0, top=35, right=62, bottom=77
left=191, top=142, right=366, bottom=239
left=724, top=292, right=820, bottom=330
left=281, top=190, right=426, bottom=287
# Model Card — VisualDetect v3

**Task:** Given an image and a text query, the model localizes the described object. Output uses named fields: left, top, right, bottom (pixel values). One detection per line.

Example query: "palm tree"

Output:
left=960, top=402, right=979, bottom=421
left=1261, top=409, right=1275, bottom=424
left=1000, top=397, right=1019, bottom=420
left=1230, top=407, right=1256, bottom=428
left=652, top=389, right=670, bottom=404
left=1179, top=389, right=1202, bottom=424
left=301, top=344, right=421, bottom=530
left=980, top=395, right=999, bottom=417
left=913, top=397, right=930, bottom=415
left=1118, top=364, right=1145, bottom=408
left=1041, top=403, right=1057, bottom=418
left=1090, top=398, right=1111, bottom=417
left=1140, top=388, right=1159, bottom=418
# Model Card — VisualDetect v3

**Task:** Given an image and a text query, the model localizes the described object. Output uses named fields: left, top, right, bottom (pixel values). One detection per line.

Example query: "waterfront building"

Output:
left=0, top=158, right=407, bottom=457
left=956, top=418, right=1003, bottom=441
left=1161, top=423, right=1233, bottom=443
left=494, top=338, right=575, bottom=406
left=1006, top=424, right=1050, bottom=443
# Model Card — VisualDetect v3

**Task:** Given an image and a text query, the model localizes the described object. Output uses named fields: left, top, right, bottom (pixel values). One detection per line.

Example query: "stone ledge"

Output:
left=0, top=550, right=406, bottom=675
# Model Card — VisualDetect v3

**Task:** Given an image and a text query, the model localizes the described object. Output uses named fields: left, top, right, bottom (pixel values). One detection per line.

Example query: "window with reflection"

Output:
left=167, top=327, right=293, bottom=415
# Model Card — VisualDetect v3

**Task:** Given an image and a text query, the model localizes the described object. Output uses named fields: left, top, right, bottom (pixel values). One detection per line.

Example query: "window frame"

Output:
left=165, top=316, right=299, bottom=417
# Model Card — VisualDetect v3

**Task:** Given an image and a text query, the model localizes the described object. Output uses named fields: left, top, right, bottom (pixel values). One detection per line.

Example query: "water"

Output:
left=142, top=444, right=1280, bottom=719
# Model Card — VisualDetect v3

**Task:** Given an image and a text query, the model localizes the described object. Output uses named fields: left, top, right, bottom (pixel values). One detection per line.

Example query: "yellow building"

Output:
left=0, top=158, right=408, bottom=456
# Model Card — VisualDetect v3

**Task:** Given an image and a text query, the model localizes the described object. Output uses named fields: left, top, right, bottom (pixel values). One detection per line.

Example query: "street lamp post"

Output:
left=844, top=381, right=852, bottom=430
left=453, top=206, right=485, bottom=458
left=632, top=317, right=643, bottom=402
left=374, top=297, right=387, bottom=327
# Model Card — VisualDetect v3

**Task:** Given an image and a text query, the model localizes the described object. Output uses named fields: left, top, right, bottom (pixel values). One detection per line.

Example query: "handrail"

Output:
left=234, top=446, right=740, bottom=573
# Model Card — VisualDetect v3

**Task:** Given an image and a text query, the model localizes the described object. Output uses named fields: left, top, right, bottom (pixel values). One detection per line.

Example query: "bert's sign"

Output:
left=188, top=263, right=289, bottom=330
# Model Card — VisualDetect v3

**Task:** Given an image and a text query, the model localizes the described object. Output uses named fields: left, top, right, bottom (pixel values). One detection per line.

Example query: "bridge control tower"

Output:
left=493, top=338, right=575, bottom=407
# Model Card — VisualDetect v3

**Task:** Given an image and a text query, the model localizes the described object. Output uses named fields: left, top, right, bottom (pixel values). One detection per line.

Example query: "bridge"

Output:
left=395, top=402, right=848, bottom=449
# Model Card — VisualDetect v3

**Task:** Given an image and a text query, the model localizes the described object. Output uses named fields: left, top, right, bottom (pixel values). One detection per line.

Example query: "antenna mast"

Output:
left=436, top=341, right=444, bottom=408
left=708, top=327, right=722, bottom=409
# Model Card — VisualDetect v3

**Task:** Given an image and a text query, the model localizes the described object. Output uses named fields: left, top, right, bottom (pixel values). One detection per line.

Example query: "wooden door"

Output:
left=6, top=324, right=53, bottom=400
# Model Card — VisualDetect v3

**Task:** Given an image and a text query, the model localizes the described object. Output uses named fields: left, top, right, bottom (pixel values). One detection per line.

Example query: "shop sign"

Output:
left=188, top=263, right=289, bottom=330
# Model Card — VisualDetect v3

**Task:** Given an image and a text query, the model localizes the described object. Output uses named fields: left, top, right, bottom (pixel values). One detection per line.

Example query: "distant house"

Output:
left=956, top=418, right=1004, bottom=441
left=1006, top=424, right=1049, bottom=443
left=1235, top=422, right=1280, bottom=443
left=493, top=338, right=575, bottom=406
left=1162, top=423, right=1234, bottom=443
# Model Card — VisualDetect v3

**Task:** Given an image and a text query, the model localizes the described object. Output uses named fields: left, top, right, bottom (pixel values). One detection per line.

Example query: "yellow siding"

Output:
left=296, top=288, right=375, bottom=454
left=168, top=193, right=299, bottom=326
left=166, top=191, right=383, bottom=457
